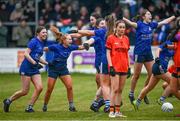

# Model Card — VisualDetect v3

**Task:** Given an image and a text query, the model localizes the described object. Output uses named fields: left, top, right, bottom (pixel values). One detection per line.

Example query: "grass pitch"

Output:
left=0, top=72, right=180, bottom=120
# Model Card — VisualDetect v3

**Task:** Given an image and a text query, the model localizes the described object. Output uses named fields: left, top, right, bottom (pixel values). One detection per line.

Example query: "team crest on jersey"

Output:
left=149, top=27, right=151, bottom=31
left=21, top=72, right=25, bottom=75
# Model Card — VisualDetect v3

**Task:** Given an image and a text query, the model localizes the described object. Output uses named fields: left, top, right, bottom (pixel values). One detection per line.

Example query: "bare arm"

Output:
left=78, top=30, right=95, bottom=36
left=70, top=33, right=83, bottom=38
left=85, top=38, right=95, bottom=45
left=24, top=48, right=36, bottom=65
left=123, top=17, right=137, bottom=28
left=155, top=48, right=162, bottom=58
left=39, top=57, right=48, bottom=65
left=158, top=16, right=175, bottom=27
left=107, top=49, right=113, bottom=66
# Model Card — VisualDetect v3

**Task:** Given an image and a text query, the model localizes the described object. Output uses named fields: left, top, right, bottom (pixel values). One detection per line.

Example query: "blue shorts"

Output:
left=100, top=63, right=108, bottom=74
left=48, top=66, right=70, bottom=79
left=152, top=63, right=167, bottom=76
left=134, top=52, right=154, bottom=63
left=19, top=63, right=40, bottom=76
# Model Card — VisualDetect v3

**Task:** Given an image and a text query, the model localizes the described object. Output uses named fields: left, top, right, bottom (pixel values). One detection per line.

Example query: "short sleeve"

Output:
left=70, top=44, right=79, bottom=51
left=94, top=28, right=106, bottom=37
left=136, top=21, right=142, bottom=30
left=150, top=21, right=158, bottom=29
left=106, top=35, right=113, bottom=50
left=27, top=39, right=36, bottom=50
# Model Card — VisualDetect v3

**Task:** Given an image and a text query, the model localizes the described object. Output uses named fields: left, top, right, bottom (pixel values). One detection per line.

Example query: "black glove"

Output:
left=48, top=62, right=53, bottom=67
left=155, top=57, right=160, bottom=65
left=127, top=68, right=131, bottom=79
left=33, top=63, right=43, bottom=69
left=83, top=43, right=90, bottom=50
left=109, top=66, right=116, bottom=76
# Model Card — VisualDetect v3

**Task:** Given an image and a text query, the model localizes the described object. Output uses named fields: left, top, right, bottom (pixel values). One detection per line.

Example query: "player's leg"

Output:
left=109, top=75, right=119, bottom=117
left=60, top=75, right=77, bottom=112
left=129, top=62, right=143, bottom=104
left=158, top=72, right=171, bottom=104
left=43, top=77, right=57, bottom=112
left=170, top=70, right=180, bottom=99
left=114, top=75, right=127, bottom=117
left=25, top=74, right=43, bottom=112
left=101, top=74, right=110, bottom=113
left=143, top=60, right=154, bottom=104
left=3, top=75, right=31, bottom=112
left=134, top=75, right=159, bottom=110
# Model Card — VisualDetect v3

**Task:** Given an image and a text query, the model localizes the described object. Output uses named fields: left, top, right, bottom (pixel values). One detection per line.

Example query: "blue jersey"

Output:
left=94, top=27, right=107, bottom=64
left=159, top=40, right=174, bottom=70
left=48, top=43, right=79, bottom=69
left=92, top=35, right=102, bottom=67
left=19, top=37, right=45, bottom=76
left=134, top=21, right=158, bottom=55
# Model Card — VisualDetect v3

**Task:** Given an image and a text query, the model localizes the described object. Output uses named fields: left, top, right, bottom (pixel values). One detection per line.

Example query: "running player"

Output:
left=3, top=26, right=48, bottom=112
left=42, top=26, right=87, bottom=112
left=106, top=20, right=129, bottom=118
left=123, top=9, right=175, bottom=104
left=132, top=39, right=174, bottom=110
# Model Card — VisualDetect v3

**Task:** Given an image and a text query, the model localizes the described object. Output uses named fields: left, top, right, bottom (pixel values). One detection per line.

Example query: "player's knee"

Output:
left=36, top=86, right=43, bottom=93
left=21, top=89, right=29, bottom=96
left=132, top=74, right=140, bottom=81
left=66, top=85, right=72, bottom=91
left=171, top=87, right=177, bottom=94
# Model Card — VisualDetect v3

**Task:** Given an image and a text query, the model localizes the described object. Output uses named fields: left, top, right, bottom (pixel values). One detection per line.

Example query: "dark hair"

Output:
left=95, top=18, right=104, bottom=27
left=90, top=12, right=101, bottom=19
left=36, top=26, right=46, bottom=35
left=132, top=9, right=149, bottom=22
left=105, top=14, right=115, bottom=38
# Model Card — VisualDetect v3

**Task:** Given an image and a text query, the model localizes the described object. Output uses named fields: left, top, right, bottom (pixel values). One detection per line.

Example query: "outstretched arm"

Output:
left=123, top=17, right=137, bottom=28
left=158, top=16, right=175, bottom=27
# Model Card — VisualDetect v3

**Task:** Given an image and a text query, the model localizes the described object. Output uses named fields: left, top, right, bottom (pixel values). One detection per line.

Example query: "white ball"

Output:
left=161, top=102, right=173, bottom=112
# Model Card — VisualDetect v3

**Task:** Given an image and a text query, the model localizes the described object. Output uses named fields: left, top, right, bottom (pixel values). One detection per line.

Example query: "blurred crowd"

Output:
left=0, top=0, right=179, bottom=47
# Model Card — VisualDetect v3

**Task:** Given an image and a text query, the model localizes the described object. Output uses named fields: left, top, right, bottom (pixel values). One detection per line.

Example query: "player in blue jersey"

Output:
left=82, top=18, right=106, bottom=112
left=3, top=26, right=48, bottom=112
left=123, top=9, right=175, bottom=104
left=42, top=26, right=87, bottom=112
left=69, top=15, right=115, bottom=113
left=132, top=40, right=174, bottom=110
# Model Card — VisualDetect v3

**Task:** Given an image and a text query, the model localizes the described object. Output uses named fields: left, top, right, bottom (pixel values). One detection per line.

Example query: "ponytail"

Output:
left=105, top=14, right=115, bottom=38
left=50, top=26, right=65, bottom=43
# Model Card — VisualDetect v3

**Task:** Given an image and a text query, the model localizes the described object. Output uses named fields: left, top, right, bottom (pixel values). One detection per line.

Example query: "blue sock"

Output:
left=129, top=91, right=134, bottom=97
left=136, top=99, right=141, bottom=106
left=160, top=96, right=166, bottom=102
left=92, top=100, right=98, bottom=107
left=104, top=100, right=110, bottom=107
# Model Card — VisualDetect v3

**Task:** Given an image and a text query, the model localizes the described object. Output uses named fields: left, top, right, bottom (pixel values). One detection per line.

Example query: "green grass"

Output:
left=0, top=72, right=180, bottom=120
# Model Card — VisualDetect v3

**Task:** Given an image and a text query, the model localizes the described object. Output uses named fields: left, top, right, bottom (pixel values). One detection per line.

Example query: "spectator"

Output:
left=12, top=19, right=32, bottom=47
left=10, top=3, right=23, bottom=22
left=0, top=20, right=8, bottom=47
left=0, top=3, right=10, bottom=22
